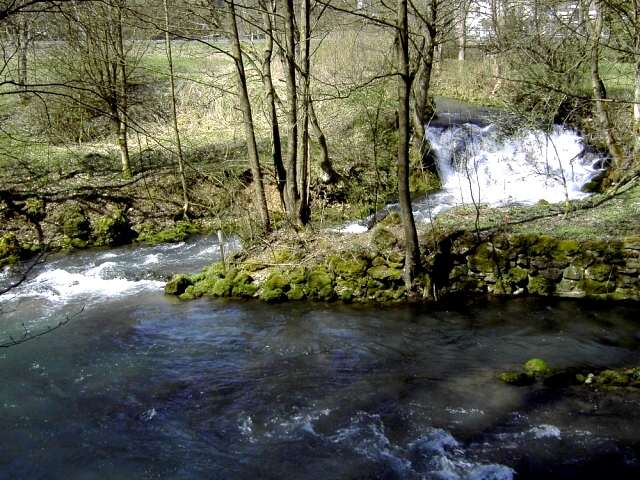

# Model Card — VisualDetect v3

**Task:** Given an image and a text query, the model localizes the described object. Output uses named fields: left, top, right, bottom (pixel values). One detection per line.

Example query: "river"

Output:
left=1, top=237, right=639, bottom=479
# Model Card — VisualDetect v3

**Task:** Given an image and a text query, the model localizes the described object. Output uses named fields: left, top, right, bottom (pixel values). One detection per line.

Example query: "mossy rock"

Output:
left=372, top=226, right=397, bottom=250
left=260, top=286, right=286, bottom=303
left=0, top=233, right=21, bottom=266
left=263, top=271, right=290, bottom=291
left=596, top=370, right=630, bottom=387
left=93, top=209, right=136, bottom=247
left=468, top=242, right=505, bottom=273
left=585, top=263, right=614, bottom=282
left=137, top=220, right=199, bottom=245
left=498, top=371, right=535, bottom=386
left=506, top=266, right=528, bottom=287
left=329, top=255, right=369, bottom=279
left=528, top=236, right=558, bottom=256
left=523, top=358, right=552, bottom=377
left=367, top=265, right=403, bottom=282
left=527, top=275, right=555, bottom=296
left=61, top=204, right=91, bottom=242
left=165, top=274, right=193, bottom=296
left=286, top=284, right=306, bottom=301
left=231, top=272, right=258, bottom=297
left=555, top=239, right=580, bottom=257
left=211, top=277, right=233, bottom=297
left=579, top=278, right=616, bottom=295
left=25, top=197, right=46, bottom=222
left=286, top=267, right=307, bottom=285
left=305, top=267, right=335, bottom=300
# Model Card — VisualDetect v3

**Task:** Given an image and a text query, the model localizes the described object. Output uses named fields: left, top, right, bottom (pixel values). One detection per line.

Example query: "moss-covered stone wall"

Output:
left=165, top=233, right=640, bottom=303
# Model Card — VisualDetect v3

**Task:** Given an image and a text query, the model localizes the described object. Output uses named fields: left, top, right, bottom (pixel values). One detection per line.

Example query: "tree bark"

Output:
left=260, top=0, right=286, bottom=208
left=283, top=0, right=300, bottom=221
left=398, top=0, right=421, bottom=288
left=309, top=98, right=340, bottom=184
left=296, top=0, right=311, bottom=225
left=411, top=0, right=437, bottom=174
left=584, top=0, right=626, bottom=173
left=634, top=0, right=640, bottom=159
left=228, top=0, right=271, bottom=232
left=17, top=13, right=29, bottom=97
left=115, top=1, right=131, bottom=178
left=163, top=0, right=189, bottom=218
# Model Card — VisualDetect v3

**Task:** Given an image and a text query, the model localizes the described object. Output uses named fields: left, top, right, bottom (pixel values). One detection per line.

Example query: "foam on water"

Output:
left=340, top=122, right=602, bottom=232
left=24, top=267, right=163, bottom=303
left=425, top=124, right=599, bottom=207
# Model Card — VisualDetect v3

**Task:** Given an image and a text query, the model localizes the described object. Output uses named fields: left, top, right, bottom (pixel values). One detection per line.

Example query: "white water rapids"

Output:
left=341, top=122, right=603, bottom=233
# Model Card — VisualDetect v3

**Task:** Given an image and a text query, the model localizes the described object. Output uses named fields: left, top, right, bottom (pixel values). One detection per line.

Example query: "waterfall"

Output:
left=339, top=122, right=603, bottom=232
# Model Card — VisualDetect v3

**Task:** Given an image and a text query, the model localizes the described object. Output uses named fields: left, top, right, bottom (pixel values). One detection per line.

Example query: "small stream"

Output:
left=1, top=237, right=640, bottom=479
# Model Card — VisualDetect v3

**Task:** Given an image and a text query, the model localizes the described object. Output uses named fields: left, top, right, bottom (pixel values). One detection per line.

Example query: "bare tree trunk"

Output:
left=411, top=0, right=437, bottom=174
left=457, top=1, right=469, bottom=62
left=115, top=2, right=131, bottom=178
left=228, top=0, right=271, bottom=232
left=634, top=0, right=640, bottom=159
left=584, top=0, right=626, bottom=173
left=283, top=0, right=300, bottom=221
left=163, top=0, right=189, bottom=218
left=17, top=13, right=28, bottom=97
left=296, top=0, right=311, bottom=225
left=398, top=0, right=421, bottom=289
left=309, top=98, right=339, bottom=184
left=260, top=0, right=286, bottom=208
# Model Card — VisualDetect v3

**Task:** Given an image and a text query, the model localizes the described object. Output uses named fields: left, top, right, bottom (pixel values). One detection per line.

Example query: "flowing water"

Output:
left=340, top=99, right=603, bottom=233
left=1, top=237, right=640, bottom=479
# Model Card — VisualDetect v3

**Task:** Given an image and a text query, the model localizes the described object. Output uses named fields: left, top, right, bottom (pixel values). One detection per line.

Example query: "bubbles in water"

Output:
left=528, top=424, right=562, bottom=440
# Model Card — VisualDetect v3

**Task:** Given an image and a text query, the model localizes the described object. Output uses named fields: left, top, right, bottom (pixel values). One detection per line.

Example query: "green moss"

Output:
left=25, top=197, right=45, bottom=221
left=596, top=369, right=630, bottom=387
left=305, top=267, right=335, bottom=300
left=287, top=267, right=307, bottom=285
left=260, top=286, right=285, bottom=303
left=585, top=263, right=614, bottom=282
left=527, top=275, right=555, bottom=296
left=468, top=243, right=502, bottom=273
left=263, top=271, right=290, bottom=291
left=164, top=274, right=193, bottom=295
left=93, top=208, right=136, bottom=247
left=529, top=236, right=558, bottom=256
left=498, top=371, right=535, bottom=386
left=579, top=278, right=616, bottom=295
left=0, top=233, right=21, bottom=267
left=556, top=239, right=580, bottom=256
left=367, top=265, right=403, bottom=282
left=329, top=255, right=369, bottom=278
left=61, top=204, right=91, bottom=242
left=231, top=272, right=258, bottom=297
left=138, top=220, right=199, bottom=245
left=372, top=226, right=397, bottom=250
left=211, top=277, right=232, bottom=296
left=523, top=358, right=552, bottom=377
left=286, top=284, right=306, bottom=301
left=506, top=266, right=528, bottom=286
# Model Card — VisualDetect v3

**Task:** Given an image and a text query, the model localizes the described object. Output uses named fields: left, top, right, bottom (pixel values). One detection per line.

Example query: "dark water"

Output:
left=1, top=239, right=640, bottom=479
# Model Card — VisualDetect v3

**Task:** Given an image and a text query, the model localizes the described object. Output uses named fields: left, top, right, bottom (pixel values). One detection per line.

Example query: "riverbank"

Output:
left=165, top=179, right=640, bottom=304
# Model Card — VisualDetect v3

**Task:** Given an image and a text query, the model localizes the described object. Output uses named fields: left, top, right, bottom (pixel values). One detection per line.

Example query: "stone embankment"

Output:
left=165, top=229, right=640, bottom=303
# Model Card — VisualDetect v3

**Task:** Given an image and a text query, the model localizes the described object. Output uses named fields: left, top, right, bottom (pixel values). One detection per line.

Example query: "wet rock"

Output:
left=523, top=358, right=552, bottom=377
left=164, top=274, right=193, bottom=295
left=93, top=208, right=136, bottom=247
left=563, top=265, right=583, bottom=281
left=498, top=371, right=535, bottom=386
left=585, top=263, right=614, bottom=282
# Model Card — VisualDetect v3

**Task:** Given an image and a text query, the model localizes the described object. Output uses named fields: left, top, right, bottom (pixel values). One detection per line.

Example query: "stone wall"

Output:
left=444, top=234, right=640, bottom=301
left=165, top=232, right=640, bottom=303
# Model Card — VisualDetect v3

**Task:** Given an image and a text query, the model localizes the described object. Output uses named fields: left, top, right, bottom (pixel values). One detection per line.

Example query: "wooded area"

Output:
left=1, top=0, right=639, bottom=287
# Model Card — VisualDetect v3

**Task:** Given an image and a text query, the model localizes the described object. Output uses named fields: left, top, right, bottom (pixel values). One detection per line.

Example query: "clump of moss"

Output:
left=164, top=274, right=193, bottom=295
left=0, top=233, right=22, bottom=267
left=137, top=220, right=200, bottom=245
left=523, top=358, right=552, bottom=377
left=498, top=371, right=535, bottom=386
left=372, top=226, right=397, bottom=250
left=93, top=208, right=136, bottom=247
